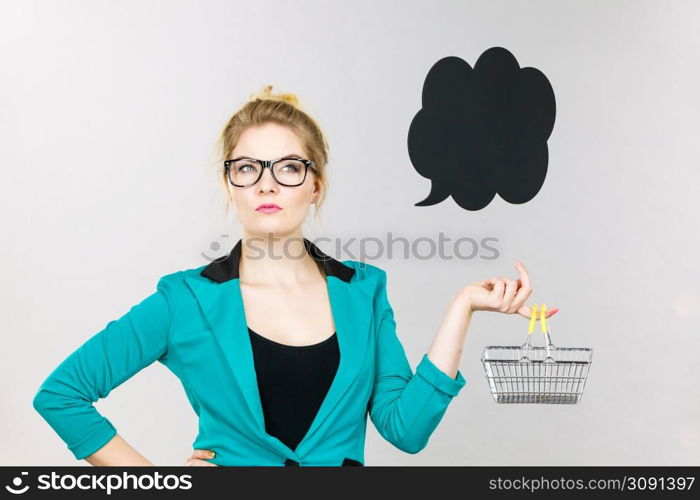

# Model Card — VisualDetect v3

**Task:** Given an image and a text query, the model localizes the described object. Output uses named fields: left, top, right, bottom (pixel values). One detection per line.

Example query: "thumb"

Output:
left=191, top=449, right=216, bottom=460
left=517, top=305, right=560, bottom=319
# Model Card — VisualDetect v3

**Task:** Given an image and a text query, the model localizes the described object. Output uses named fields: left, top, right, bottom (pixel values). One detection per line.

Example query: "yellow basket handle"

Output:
left=540, top=304, right=548, bottom=333
left=528, top=304, right=538, bottom=334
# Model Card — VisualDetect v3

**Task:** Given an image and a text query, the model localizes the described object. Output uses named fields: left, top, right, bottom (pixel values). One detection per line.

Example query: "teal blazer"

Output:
left=33, top=238, right=467, bottom=466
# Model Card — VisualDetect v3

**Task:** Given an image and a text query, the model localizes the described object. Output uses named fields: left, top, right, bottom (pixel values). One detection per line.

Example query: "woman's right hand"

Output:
left=184, top=449, right=218, bottom=466
left=460, top=260, right=559, bottom=319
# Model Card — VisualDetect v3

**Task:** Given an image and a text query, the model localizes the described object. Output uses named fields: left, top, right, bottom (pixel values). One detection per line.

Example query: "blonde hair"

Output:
left=214, top=85, right=329, bottom=225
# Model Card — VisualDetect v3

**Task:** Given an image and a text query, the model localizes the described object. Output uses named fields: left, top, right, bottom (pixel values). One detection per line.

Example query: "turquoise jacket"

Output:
left=33, top=238, right=467, bottom=466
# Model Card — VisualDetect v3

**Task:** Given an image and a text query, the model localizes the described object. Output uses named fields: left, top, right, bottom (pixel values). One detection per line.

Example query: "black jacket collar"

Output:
left=200, top=237, right=355, bottom=284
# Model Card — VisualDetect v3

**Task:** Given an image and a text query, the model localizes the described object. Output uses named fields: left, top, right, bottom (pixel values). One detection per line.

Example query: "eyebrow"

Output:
left=235, top=153, right=303, bottom=159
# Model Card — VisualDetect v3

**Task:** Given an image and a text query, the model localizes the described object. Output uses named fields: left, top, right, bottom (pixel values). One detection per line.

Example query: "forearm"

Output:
left=84, top=434, right=154, bottom=466
left=369, top=272, right=469, bottom=454
left=426, top=292, right=472, bottom=379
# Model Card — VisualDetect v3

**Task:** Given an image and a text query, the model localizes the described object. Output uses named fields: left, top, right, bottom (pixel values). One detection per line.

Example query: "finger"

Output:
left=517, top=303, right=531, bottom=319
left=502, top=279, right=518, bottom=312
left=185, top=458, right=217, bottom=467
left=517, top=305, right=559, bottom=319
left=511, top=262, right=533, bottom=309
left=515, top=260, right=531, bottom=291
left=510, top=278, right=532, bottom=314
left=482, top=277, right=497, bottom=290
left=191, top=449, right=216, bottom=460
left=491, top=278, right=505, bottom=302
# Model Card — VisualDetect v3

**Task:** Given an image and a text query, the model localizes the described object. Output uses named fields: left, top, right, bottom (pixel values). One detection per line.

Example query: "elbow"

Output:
left=397, top=444, right=423, bottom=455
left=393, top=434, right=429, bottom=455
left=372, top=406, right=431, bottom=455
left=32, top=385, right=60, bottom=419
left=376, top=419, right=429, bottom=454
left=32, top=388, right=50, bottom=417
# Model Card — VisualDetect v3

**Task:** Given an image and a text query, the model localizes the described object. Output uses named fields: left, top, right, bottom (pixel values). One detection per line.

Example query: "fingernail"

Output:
left=210, top=451, right=216, bottom=459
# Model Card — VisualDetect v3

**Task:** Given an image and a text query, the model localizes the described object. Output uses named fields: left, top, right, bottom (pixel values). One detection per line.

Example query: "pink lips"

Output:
left=256, top=203, right=282, bottom=213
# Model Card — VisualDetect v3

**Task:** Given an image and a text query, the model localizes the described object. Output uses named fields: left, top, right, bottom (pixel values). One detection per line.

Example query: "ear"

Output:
left=311, top=178, right=323, bottom=203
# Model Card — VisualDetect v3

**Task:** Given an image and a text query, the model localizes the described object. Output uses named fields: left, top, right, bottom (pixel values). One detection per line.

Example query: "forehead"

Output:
left=232, top=123, right=306, bottom=159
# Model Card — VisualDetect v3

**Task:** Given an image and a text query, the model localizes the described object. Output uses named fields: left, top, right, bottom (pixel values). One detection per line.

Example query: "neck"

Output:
left=239, top=232, right=324, bottom=286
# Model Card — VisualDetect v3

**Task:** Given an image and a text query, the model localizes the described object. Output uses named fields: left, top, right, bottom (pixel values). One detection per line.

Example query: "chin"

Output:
left=247, top=222, right=298, bottom=238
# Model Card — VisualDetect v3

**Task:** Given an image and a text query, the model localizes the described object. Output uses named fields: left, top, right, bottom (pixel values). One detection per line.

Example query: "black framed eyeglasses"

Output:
left=224, top=156, right=317, bottom=187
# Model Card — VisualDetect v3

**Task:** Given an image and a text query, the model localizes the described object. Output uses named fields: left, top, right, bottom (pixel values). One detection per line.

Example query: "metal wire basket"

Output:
left=481, top=304, right=592, bottom=404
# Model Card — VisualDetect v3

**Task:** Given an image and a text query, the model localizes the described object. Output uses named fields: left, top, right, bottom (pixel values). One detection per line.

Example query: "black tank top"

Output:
left=248, top=326, right=340, bottom=451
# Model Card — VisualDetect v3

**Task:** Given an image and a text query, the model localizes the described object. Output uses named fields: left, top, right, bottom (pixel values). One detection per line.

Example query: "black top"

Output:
left=248, top=326, right=340, bottom=451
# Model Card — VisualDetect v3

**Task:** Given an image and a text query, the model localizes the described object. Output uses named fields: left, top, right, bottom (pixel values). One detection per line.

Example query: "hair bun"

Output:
left=250, top=84, right=301, bottom=109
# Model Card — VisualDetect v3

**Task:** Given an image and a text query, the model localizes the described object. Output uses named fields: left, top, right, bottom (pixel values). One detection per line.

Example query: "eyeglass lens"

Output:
left=228, top=158, right=307, bottom=186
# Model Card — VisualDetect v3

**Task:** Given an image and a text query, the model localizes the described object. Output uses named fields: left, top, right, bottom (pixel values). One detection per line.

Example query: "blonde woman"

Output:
left=33, top=85, right=558, bottom=466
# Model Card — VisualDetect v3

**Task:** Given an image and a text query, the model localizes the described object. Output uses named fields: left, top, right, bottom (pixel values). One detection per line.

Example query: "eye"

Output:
left=280, top=163, right=300, bottom=172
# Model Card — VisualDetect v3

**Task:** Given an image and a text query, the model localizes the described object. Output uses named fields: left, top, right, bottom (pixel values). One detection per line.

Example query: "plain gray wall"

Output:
left=2, top=0, right=698, bottom=465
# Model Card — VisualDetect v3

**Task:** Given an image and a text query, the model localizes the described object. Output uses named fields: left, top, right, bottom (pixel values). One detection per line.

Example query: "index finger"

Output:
left=515, top=260, right=531, bottom=290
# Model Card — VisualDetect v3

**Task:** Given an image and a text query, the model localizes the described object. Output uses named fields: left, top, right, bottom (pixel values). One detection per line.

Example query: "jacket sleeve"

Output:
left=32, top=273, right=180, bottom=460
left=367, top=269, right=467, bottom=454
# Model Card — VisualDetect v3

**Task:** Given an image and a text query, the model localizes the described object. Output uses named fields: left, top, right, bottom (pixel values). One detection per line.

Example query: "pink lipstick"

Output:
left=256, top=203, right=282, bottom=213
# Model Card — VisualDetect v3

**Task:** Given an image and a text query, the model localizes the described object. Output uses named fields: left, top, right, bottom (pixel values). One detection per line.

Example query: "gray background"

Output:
left=2, top=0, right=698, bottom=465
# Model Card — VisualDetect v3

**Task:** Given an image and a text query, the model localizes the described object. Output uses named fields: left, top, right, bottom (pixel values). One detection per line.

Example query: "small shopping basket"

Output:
left=481, top=304, right=592, bottom=404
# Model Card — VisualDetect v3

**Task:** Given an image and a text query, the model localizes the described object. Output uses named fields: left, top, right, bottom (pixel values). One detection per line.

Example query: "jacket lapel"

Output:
left=295, top=273, right=376, bottom=454
left=183, top=237, right=379, bottom=458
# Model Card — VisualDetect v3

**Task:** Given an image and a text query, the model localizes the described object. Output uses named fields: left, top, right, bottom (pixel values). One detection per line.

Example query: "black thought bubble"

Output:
left=408, top=47, right=556, bottom=210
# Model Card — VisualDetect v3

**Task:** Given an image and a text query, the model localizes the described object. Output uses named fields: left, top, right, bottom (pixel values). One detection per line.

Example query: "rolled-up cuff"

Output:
left=68, top=418, right=118, bottom=460
left=416, top=354, right=467, bottom=397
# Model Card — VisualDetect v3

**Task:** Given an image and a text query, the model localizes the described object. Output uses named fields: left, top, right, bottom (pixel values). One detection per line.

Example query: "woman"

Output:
left=33, top=85, right=558, bottom=466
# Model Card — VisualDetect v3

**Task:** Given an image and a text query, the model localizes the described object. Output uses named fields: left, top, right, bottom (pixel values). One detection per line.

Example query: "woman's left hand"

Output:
left=183, top=449, right=219, bottom=466
left=459, top=260, right=559, bottom=319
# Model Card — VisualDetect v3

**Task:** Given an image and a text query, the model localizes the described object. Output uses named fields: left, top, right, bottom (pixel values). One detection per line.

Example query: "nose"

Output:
left=257, top=166, right=279, bottom=192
